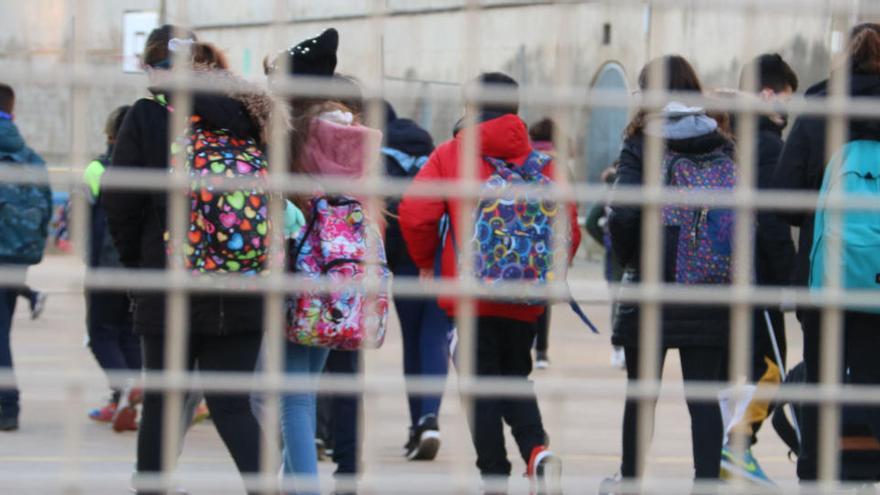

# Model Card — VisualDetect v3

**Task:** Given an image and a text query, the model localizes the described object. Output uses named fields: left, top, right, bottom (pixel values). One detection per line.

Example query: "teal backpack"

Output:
left=809, top=140, right=880, bottom=313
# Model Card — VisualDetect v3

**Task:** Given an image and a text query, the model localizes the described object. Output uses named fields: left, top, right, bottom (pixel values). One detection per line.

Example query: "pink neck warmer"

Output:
left=300, top=117, right=383, bottom=177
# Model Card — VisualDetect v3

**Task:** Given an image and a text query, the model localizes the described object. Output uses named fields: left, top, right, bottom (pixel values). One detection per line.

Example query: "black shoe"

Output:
left=0, top=415, right=19, bottom=431
left=403, top=414, right=441, bottom=461
left=29, top=292, right=47, bottom=320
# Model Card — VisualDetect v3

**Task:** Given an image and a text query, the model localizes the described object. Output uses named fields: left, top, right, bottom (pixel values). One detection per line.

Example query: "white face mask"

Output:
left=317, top=110, right=354, bottom=126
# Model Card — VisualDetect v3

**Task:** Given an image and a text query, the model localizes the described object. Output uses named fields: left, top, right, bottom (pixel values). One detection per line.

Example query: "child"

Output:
left=399, top=73, right=581, bottom=495
left=103, top=26, right=274, bottom=494
left=83, top=105, right=144, bottom=432
left=265, top=30, right=381, bottom=495
left=601, top=55, right=734, bottom=494
left=0, top=82, right=52, bottom=432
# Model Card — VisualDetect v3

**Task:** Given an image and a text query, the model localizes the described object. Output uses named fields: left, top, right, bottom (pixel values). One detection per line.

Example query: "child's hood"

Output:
left=301, top=116, right=383, bottom=177
left=644, top=101, right=718, bottom=140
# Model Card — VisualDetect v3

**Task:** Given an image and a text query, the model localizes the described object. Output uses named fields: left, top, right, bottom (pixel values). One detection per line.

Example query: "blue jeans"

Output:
left=281, top=342, right=329, bottom=494
left=393, top=273, right=451, bottom=427
left=317, top=350, right=360, bottom=476
left=0, top=288, right=18, bottom=418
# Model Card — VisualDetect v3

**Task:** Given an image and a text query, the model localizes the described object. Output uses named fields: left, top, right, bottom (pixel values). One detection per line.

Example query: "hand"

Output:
left=418, top=268, right=434, bottom=282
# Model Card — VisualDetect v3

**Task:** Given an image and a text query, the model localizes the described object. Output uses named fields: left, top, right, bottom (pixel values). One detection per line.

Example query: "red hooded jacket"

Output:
left=399, top=114, right=582, bottom=323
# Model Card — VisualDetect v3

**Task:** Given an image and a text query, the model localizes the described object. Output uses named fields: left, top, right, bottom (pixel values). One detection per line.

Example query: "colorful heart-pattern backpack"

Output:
left=156, top=96, right=271, bottom=274
left=285, top=196, right=390, bottom=350
left=661, top=149, right=736, bottom=285
left=471, top=151, right=563, bottom=302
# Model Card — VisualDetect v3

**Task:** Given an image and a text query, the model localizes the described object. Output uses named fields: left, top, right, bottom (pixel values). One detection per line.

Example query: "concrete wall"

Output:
left=0, top=0, right=841, bottom=181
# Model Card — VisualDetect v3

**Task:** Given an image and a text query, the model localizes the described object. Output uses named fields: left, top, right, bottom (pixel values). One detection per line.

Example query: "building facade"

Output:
left=0, top=0, right=840, bottom=180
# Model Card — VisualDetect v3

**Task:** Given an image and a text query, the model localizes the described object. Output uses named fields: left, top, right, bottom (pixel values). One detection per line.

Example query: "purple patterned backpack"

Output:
left=661, top=149, right=736, bottom=285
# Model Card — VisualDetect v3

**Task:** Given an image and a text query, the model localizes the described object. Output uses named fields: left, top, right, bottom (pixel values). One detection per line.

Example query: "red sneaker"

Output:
left=88, top=401, right=117, bottom=423
left=112, top=387, right=142, bottom=432
left=527, top=446, right=562, bottom=495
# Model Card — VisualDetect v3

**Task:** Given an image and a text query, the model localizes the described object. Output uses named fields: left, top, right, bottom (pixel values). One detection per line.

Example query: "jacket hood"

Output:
left=644, top=102, right=718, bottom=140
left=300, top=116, right=383, bottom=177
left=454, top=113, right=531, bottom=160
left=0, top=119, right=26, bottom=155
left=150, top=67, right=290, bottom=144
left=386, top=117, right=433, bottom=156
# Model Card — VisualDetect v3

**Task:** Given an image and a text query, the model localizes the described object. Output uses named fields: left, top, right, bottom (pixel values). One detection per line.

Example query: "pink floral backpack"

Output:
left=285, top=196, right=390, bottom=350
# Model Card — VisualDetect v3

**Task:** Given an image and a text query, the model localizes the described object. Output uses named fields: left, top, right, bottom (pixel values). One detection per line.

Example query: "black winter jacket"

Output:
left=86, top=148, right=131, bottom=329
left=382, top=111, right=434, bottom=274
left=754, top=117, right=796, bottom=287
left=773, top=73, right=880, bottom=288
left=609, top=131, right=734, bottom=348
left=103, top=73, right=277, bottom=336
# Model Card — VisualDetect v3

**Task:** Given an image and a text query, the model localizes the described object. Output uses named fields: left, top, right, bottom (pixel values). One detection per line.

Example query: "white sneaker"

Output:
left=610, top=346, right=626, bottom=370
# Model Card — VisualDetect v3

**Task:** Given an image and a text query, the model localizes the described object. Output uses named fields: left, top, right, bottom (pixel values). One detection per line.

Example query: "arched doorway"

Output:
left=584, top=62, right=629, bottom=182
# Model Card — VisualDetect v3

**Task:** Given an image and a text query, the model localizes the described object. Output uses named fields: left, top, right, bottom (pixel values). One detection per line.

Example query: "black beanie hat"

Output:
left=287, top=28, right=339, bottom=76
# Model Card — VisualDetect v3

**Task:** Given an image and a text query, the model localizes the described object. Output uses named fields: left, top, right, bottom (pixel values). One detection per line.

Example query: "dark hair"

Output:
left=142, top=24, right=197, bottom=69
left=625, top=55, right=703, bottom=138
left=473, top=72, right=519, bottom=115
left=743, top=53, right=799, bottom=93
left=850, top=25, right=880, bottom=75
left=852, top=23, right=880, bottom=40
left=636, top=55, right=702, bottom=93
left=105, top=105, right=130, bottom=142
left=0, top=83, right=13, bottom=114
left=529, top=118, right=555, bottom=142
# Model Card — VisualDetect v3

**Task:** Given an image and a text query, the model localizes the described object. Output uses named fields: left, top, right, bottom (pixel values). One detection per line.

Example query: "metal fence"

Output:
left=2, top=0, right=880, bottom=493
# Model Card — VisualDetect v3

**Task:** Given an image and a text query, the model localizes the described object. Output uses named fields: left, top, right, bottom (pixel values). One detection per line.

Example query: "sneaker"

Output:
left=403, top=414, right=441, bottom=461
left=88, top=400, right=118, bottom=423
left=316, top=438, right=329, bottom=461
left=191, top=401, right=210, bottom=425
left=610, top=346, right=626, bottom=370
left=598, top=473, right=633, bottom=495
left=535, top=351, right=550, bottom=370
left=113, top=387, right=142, bottom=432
left=0, top=415, right=18, bottom=431
left=29, top=292, right=47, bottom=320
left=720, top=444, right=774, bottom=487
left=527, top=446, right=562, bottom=495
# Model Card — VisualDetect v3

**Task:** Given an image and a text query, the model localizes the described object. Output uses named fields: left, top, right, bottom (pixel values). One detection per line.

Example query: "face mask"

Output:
left=317, top=110, right=354, bottom=126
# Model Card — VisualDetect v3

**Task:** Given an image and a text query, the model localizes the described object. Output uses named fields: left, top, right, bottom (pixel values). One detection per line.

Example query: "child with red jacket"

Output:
left=399, top=73, right=581, bottom=494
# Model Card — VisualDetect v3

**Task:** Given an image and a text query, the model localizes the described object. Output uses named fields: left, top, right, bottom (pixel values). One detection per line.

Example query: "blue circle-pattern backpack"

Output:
left=471, top=151, right=562, bottom=300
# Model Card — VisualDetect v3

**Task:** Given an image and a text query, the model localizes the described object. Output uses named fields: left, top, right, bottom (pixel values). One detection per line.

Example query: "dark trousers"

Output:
left=316, top=349, right=361, bottom=476
left=469, top=316, right=545, bottom=477
left=797, top=310, right=880, bottom=481
left=86, top=295, right=141, bottom=399
left=0, top=288, right=18, bottom=418
left=137, top=332, right=264, bottom=495
left=534, top=307, right=550, bottom=353
left=621, top=346, right=725, bottom=479
left=394, top=292, right=451, bottom=427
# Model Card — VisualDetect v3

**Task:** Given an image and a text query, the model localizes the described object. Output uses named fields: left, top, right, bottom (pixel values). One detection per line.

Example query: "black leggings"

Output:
left=534, top=307, right=550, bottom=353
left=621, top=346, right=726, bottom=480
left=137, top=332, right=264, bottom=495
